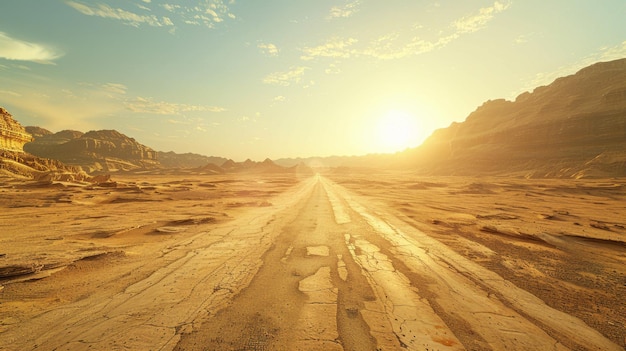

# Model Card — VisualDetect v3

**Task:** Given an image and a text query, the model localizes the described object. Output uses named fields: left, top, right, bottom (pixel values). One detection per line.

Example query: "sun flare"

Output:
left=375, top=109, right=420, bottom=153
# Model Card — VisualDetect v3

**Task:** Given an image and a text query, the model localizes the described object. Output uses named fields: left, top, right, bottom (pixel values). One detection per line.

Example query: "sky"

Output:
left=0, top=1, right=625, bottom=161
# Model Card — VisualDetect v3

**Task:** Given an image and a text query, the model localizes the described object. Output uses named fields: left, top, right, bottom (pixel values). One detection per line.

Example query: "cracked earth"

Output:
left=1, top=173, right=624, bottom=350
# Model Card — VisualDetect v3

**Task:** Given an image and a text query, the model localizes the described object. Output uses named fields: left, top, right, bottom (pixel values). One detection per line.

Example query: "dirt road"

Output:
left=1, top=175, right=622, bottom=350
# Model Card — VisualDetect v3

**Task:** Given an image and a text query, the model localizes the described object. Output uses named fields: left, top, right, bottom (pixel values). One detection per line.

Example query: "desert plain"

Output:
left=0, top=171, right=624, bottom=351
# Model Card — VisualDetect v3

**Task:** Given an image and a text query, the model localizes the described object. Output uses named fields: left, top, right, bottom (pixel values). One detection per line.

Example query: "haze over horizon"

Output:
left=0, top=1, right=624, bottom=161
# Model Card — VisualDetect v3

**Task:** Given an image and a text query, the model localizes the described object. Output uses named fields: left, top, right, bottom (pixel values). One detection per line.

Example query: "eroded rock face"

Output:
left=157, top=151, right=228, bottom=169
left=408, top=58, right=626, bottom=178
left=0, top=108, right=32, bottom=152
left=25, top=129, right=159, bottom=172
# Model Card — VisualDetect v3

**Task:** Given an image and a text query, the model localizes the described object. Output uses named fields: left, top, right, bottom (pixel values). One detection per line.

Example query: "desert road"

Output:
left=0, top=175, right=622, bottom=351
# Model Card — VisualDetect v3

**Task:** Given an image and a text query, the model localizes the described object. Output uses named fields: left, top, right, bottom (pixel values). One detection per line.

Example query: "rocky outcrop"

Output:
left=403, top=58, right=626, bottom=178
left=157, top=151, right=228, bottom=169
left=25, top=129, right=159, bottom=172
left=220, top=158, right=292, bottom=173
left=0, top=149, right=93, bottom=182
left=0, top=108, right=32, bottom=152
left=0, top=109, right=114, bottom=183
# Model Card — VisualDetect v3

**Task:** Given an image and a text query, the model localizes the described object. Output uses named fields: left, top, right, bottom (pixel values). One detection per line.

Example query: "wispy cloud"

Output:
left=160, top=1, right=237, bottom=28
left=125, top=96, right=226, bottom=115
left=258, top=43, right=279, bottom=57
left=0, top=32, right=64, bottom=64
left=0, top=82, right=126, bottom=130
left=329, top=1, right=360, bottom=19
left=325, top=63, right=342, bottom=75
left=0, top=90, right=22, bottom=97
left=0, top=79, right=226, bottom=132
left=101, top=82, right=128, bottom=95
left=515, top=33, right=532, bottom=44
left=300, top=37, right=358, bottom=61
left=453, top=1, right=510, bottom=34
left=263, top=66, right=309, bottom=86
left=66, top=1, right=174, bottom=27
left=301, top=1, right=511, bottom=62
left=66, top=1, right=237, bottom=30
left=270, top=95, right=287, bottom=107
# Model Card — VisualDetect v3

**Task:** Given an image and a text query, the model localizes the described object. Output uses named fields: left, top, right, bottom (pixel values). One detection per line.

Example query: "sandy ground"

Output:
left=0, top=171, right=624, bottom=350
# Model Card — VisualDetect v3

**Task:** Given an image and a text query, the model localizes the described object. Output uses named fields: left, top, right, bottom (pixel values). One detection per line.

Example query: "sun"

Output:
left=375, top=109, right=420, bottom=153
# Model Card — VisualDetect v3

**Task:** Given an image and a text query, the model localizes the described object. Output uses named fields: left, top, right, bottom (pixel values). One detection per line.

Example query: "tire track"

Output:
left=0, top=177, right=317, bottom=351
left=322, top=176, right=623, bottom=351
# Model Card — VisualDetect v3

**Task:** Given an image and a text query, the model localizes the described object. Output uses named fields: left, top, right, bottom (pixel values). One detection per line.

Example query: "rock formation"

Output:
left=157, top=151, right=228, bottom=169
left=402, top=58, right=626, bottom=178
left=0, top=107, right=32, bottom=152
left=25, top=129, right=159, bottom=172
left=0, top=110, right=114, bottom=183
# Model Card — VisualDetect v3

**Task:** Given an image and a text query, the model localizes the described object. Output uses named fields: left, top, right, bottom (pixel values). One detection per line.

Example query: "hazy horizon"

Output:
left=1, top=1, right=625, bottom=160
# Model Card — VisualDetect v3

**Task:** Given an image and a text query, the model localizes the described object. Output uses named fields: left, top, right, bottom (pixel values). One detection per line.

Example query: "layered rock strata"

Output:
left=0, top=107, right=32, bottom=152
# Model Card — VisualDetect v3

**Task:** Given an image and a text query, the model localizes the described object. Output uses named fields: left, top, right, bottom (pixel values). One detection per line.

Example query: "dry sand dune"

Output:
left=0, top=172, right=624, bottom=350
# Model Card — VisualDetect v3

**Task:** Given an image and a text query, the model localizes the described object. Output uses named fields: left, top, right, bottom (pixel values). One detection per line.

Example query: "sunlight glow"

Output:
left=375, top=109, right=420, bottom=153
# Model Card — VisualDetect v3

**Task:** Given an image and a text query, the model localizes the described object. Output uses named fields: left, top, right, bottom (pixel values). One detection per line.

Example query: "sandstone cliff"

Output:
left=0, top=107, right=32, bottom=152
left=403, top=58, right=626, bottom=178
left=25, top=129, right=159, bottom=172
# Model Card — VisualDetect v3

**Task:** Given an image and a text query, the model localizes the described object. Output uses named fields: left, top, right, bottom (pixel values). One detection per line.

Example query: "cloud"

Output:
left=453, top=1, right=511, bottom=34
left=101, top=83, right=128, bottom=95
left=329, top=1, right=360, bottom=19
left=0, top=90, right=22, bottom=97
left=0, top=32, right=64, bottom=64
left=65, top=1, right=173, bottom=27
left=301, top=1, right=511, bottom=62
left=161, top=4, right=181, bottom=12
left=125, top=96, right=226, bottom=115
left=258, top=43, right=279, bottom=57
left=160, top=1, right=237, bottom=28
left=0, top=82, right=126, bottom=130
left=300, top=37, right=359, bottom=61
left=66, top=1, right=237, bottom=30
left=596, top=40, right=626, bottom=62
left=0, top=79, right=227, bottom=134
left=515, top=34, right=530, bottom=44
left=263, top=66, right=309, bottom=86
left=325, top=63, right=341, bottom=75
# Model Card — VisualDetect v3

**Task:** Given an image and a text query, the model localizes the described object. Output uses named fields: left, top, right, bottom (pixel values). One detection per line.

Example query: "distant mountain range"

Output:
left=2, top=58, right=625, bottom=179
left=21, top=126, right=311, bottom=175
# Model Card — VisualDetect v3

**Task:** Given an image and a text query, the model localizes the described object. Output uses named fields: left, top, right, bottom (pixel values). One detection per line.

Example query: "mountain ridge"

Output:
left=400, top=58, right=626, bottom=178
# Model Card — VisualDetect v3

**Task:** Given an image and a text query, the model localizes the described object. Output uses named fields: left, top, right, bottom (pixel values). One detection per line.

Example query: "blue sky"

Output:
left=0, top=1, right=624, bottom=160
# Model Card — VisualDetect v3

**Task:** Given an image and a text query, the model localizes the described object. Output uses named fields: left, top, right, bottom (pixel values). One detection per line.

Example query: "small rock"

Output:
left=346, top=307, right=359, bottom=318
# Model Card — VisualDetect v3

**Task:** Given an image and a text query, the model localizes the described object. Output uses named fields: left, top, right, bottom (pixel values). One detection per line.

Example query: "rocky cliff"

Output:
left=404, top=58, right=626, bottom=178
left=0, top=109, right=112, bottom=182
left=25, top=129, right=159, bottom=172
left=0, top=107, right=32, bottom=152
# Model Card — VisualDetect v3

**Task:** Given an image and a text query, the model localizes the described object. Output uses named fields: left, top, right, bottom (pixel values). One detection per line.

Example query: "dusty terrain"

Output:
left=0, top=171, right=624, bottom=350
